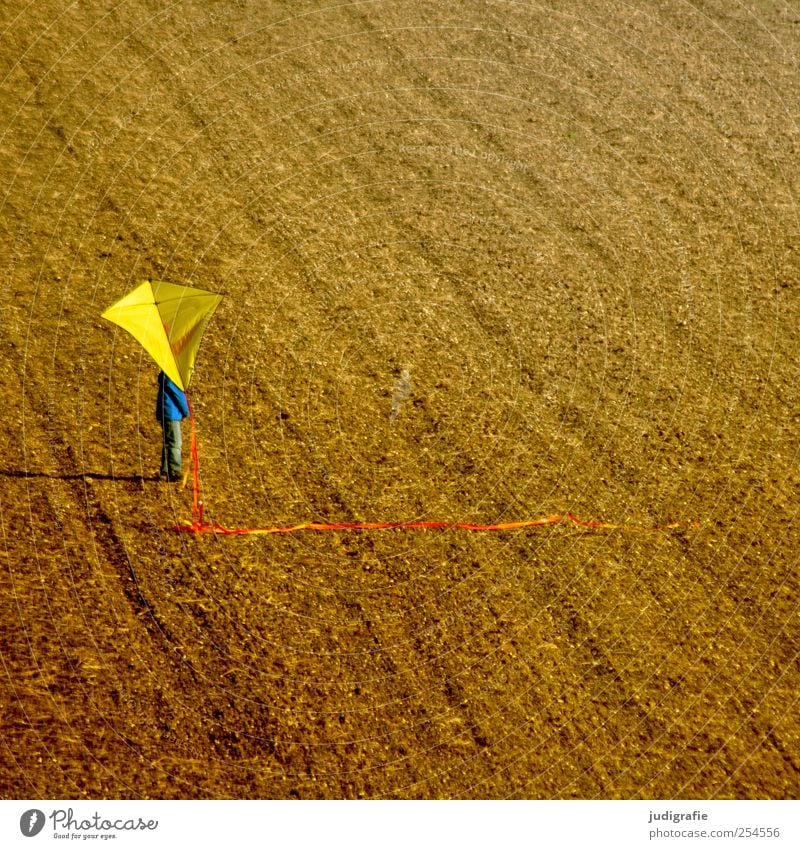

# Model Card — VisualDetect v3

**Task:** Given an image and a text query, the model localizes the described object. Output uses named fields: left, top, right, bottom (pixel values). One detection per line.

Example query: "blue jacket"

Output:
left=156, top=372, right=189, bottom=422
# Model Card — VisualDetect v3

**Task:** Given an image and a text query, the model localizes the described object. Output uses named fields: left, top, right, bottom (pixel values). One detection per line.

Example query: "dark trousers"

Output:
left=160, top=419, right=183, bottom=479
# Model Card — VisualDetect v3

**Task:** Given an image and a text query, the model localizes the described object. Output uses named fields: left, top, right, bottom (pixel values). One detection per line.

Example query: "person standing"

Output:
left=156, top=371, right=189, bottom=482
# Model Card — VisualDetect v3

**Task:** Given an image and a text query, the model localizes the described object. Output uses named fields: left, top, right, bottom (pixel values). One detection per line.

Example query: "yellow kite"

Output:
left=102, top=280, right=222, bottom=390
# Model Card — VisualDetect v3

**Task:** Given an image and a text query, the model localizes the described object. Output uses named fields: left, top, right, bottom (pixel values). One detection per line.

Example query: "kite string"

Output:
left=186, top=395, right=203, bottom=525
left=176, top=407, right=699, bottom=536
left=174, top=515, right=700, bottom=535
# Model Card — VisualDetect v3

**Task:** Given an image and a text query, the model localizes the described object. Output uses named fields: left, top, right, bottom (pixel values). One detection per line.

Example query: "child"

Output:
left=156, top=371, right=189, bottom=481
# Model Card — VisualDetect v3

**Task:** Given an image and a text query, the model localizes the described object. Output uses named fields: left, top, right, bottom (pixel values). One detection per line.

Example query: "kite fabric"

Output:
left=101, top=280, right=223, bottom=390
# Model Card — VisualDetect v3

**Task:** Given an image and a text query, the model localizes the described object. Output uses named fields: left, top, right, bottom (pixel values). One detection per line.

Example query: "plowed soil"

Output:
left=1, top=0, right=799, bottom=799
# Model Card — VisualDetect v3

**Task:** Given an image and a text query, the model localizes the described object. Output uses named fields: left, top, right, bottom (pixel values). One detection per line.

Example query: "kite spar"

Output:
left=102, top=280, right=222, bottom=520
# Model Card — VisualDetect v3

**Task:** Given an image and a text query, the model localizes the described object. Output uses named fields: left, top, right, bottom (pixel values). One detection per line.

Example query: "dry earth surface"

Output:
left=1, top=0, right=799, bottom=799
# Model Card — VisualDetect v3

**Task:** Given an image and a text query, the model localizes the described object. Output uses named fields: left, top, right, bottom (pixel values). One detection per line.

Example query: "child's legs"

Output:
left=161, top=419, right=183, bottom=477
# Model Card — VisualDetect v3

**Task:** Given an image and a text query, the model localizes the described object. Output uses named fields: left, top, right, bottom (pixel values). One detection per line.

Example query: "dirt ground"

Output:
left=0, top=0, right=798, bottom=799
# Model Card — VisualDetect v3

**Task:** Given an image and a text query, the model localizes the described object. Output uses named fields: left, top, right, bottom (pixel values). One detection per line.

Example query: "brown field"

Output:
left=0, top=0, right=798, bottom=799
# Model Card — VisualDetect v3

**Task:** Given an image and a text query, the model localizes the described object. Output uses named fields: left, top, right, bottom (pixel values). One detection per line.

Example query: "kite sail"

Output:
left=101, top=280, right=222, bottom=390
